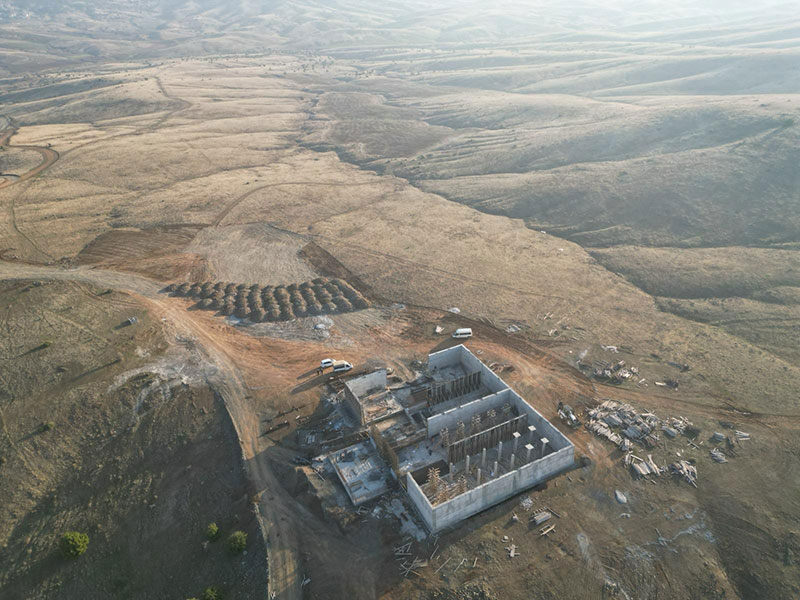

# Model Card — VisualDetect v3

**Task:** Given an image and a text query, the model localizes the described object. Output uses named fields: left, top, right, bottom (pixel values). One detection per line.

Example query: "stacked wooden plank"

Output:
left=669, top=460, right=698, bottom=487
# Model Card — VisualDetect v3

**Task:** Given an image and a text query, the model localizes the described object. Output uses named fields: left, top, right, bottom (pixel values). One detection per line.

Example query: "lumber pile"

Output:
left=669, top=460, right=698, bottom=487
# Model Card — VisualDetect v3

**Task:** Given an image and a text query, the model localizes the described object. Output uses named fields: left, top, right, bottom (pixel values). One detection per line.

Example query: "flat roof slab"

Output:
left=396, top=437, right=446, bottom=477
left=329, top=441, right=391, bottom=505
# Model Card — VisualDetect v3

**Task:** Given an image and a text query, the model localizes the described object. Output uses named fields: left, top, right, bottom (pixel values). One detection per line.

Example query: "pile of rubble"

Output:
left=591, top=360, right=640, bottom=384
left=669, top=461, right=698, bottom=487
left=710, top=448, right=728, bottom=463
left=661, top=416, right=694, bottom=438
left=587, top=400, right=756, bottom=487
left=588, top=400, right=709, bottom=487
left=623, top=452, right=663, bottom=479
left=586, top=418, right=625, bottom=449
left=586, top=400, right=681, bottom=449
left=624, top=451, right=702, bottom=487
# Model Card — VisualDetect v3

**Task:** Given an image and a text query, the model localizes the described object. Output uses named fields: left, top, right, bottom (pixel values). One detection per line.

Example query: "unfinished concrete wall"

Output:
left=343, top=393, right=363, bottom=425
left=426, top=388, right=513, bottom=438
left=346, top=369, right=387, bottom=398
left=406, top=473, right=435, bottom=531
left=343, top=369, right=387, bottom=425
left=406, top=344, right=576, bottom=532
left=427, top=370, right=482, bottom=406
left=429, top=345, right=507, bottom=394
left=426, top=346, right=571, bottom=452
left=428, top=445, right=573, bottom=531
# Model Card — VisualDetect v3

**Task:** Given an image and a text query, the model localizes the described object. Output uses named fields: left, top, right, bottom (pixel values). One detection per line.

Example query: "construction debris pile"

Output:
left=669, top=460, right=698, bottom=487
left=590, top=359, right=640, bottom=384
left=625, top=450, right=702, bottom=488
left=586, top=401, right=753, bottom=487
left=623, top=452, right=663, bottom=480
left=710, top=448, right=728, bottom=463
left=586, top=400, right=680, bottom=450
left=394, top=542, right=427, bottom=578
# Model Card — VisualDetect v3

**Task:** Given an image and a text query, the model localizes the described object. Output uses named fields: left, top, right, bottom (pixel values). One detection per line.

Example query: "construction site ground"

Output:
left=1, top=260, right=797, bottom=600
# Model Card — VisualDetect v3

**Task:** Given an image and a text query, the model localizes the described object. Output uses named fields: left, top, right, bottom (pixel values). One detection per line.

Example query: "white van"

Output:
left=332, top=360, right=353, bottom=373
left=452, top=328, right=473, bottom=339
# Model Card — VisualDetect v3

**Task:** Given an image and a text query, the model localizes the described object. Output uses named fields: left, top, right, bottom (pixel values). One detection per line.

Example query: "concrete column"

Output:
left=449, top=462, right=454, bottom=479
left=525, top=443, right=534, bottom=463
left=498, top=440, right=503, bottom=459
left=540, top=437, right=549, bottom=458
left=527, top=425, right=536, bottom=441
left=465, top=455, right=471, bottom=473
left=476, top=468, right=482, bottom=485
left=510, top=453, right=515, bottom=469
left=481, top=447, right=487, bottom=469
left=493, top=460, right=498, bottom=477
left=512, top=431, right=521, bottom=455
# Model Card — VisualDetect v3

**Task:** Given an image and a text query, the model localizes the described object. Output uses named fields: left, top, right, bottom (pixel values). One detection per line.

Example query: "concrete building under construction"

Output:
left=333, top=344, right=574, bottom=532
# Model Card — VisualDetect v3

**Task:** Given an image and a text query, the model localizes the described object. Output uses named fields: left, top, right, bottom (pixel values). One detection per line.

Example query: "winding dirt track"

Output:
left=212, top=180, right=380, bottom=227
left=0, top=125, right=60, bottom=191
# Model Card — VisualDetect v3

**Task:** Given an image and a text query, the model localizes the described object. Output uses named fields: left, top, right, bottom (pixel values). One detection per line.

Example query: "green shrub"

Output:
left=206, top=522, right=220, bottom=541
left=40, top=421, right=54, bottom=433
left=60, top=531, right=89, bottom=558
left=202, top=586, right=221, bottom=600
left=227, top=530, right=247, bottom=554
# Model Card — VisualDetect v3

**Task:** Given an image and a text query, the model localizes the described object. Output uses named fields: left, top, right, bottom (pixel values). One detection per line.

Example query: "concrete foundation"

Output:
left=407, top=444, right=573, bottom=532
left=407, top=345, right=575, bottom=532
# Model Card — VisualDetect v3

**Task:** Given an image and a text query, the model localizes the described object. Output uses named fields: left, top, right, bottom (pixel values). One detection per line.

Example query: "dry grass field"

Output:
left=0, top=1, right=799, bottom=599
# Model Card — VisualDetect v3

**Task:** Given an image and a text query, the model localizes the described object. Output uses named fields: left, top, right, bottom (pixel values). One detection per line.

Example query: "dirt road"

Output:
left=0, top=260, right=301, bottom=600
left=0, top=123, right=60, bottom=191
left=213, top=180, right=380, bottom=227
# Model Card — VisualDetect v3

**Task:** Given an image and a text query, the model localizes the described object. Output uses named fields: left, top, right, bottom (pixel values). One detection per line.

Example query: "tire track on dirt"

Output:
left=0, top=74, right=188, bottom=263
left=0, top=122, right=60, bottom=192
left=0, top=120, right=59, bottom=261
left=212, top=180, right=379, bottom=227
left=0, top=145, right=59, bottom=191
left=2, top=180, right=55, bottom=262
left=59, top=75, right=190, bottom=159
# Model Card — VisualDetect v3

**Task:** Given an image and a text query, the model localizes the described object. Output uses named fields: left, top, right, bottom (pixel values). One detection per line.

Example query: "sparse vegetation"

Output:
left=227, top=531, right=247, bottom=554
left=59, top=531, right=89, bottom=558
left=202, top=587, right=221, bottom=600
left=39, top=421, right=54, bottom=433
